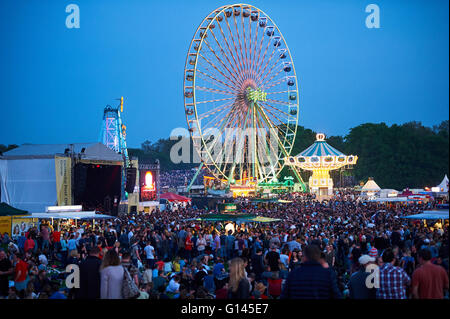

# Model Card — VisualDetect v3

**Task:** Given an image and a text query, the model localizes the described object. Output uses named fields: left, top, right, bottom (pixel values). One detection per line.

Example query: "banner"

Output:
left=55, top=156, right=72, bottom=206
left=11, top=217, right=38, bottom=239
left=0, top=217, right=11, bottom=236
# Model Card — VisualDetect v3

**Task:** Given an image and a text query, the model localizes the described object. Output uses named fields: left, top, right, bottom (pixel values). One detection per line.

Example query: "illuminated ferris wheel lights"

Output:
left=183, top=4, right=300, bottom=185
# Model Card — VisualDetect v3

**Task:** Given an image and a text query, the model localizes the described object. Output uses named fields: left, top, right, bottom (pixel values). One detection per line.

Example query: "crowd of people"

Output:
left=0, top=190, right=448, bottom=300
left=160, top=169, right=206, bottom=188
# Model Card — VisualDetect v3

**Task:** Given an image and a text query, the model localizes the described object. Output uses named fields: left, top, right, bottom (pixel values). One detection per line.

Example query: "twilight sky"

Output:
left=0, top=0, right=448, bottom=148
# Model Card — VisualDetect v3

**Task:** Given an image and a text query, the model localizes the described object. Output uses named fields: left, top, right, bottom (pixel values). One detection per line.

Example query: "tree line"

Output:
left=129, top=120, right=449, bottom=190
left=2, top=120, right=447, bottom=191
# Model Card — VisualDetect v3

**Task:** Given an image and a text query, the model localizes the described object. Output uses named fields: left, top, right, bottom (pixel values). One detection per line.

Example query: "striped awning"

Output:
left=299, top=141, right=345, bottom=157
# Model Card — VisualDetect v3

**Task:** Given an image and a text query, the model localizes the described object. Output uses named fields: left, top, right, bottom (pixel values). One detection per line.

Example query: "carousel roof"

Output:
left=298, top=133, right=345, bottom=157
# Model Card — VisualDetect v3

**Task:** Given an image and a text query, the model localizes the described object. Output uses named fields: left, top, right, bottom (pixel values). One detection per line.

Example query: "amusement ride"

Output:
left=183, top=3, right=307, bottom=196
left=100, top=97, right=131, bottom=198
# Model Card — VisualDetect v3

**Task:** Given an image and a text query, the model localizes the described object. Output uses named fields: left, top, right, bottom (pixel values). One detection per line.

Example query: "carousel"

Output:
left=284, top=133, right=358, bottom=195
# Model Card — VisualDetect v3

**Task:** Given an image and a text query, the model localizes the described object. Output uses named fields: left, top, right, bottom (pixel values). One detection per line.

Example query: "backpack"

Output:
left=122, top=266, right=140, bottom=299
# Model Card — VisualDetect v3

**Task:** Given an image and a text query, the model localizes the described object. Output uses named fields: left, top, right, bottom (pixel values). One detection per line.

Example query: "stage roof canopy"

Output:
left=1, top=142, right=123, bottom=162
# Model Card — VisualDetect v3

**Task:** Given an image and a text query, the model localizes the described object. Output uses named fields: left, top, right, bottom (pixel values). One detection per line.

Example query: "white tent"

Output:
left=0, top=143, right=123, bottom=212
left=435, top=175, right=449, bottom=192
left=362, top=179, right=381, bottom=192
left=379, top=189, right=399, bottom=198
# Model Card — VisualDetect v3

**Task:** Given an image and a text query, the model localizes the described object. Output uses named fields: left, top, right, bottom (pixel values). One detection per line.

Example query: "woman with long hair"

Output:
left=228, top=257, right=250, bottom=299
left=100, top=249, right=124, bottom=299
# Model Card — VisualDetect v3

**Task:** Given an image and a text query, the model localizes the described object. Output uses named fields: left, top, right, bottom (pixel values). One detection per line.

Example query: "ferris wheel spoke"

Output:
left=232, top=14, right=247, bottom=80
left=202, top=104, right=236, bottom=131
left=254, top=32, right=273, bottom=81
left=255, top=37, right=279, bottom=84
left=263, top=77, right=287, bottom=90
left=252, top=26, right=267, bottom=81
left=198, top=52, right=242, bottom=90
left=258, top=54, right=283, bottom=87
left=208, top=29, right=244, bottom=84
left=259, top=68, right=284, bottom=89
left=196, top=97, right=234, bottom=105
left=266, top=90, right=291, bottom=95
left=196, top=86, right=235, bottom=96
left=248, top=12, right=260, bottom=81
left=207, top=105, right=243, bottom=166
left=197, top=101, right=234, bottom=121
left=196, top=70, right=235, bottom=94
left=265, top=98, right=292, bottom=106
left=202, top=39, right=244, bottom=88
left=223, top=16, right=245, bottom=79
left=215, top=21, right=245, bottom=80
left=196, top=69, right=238, bottom=93
left=245, top=12, right=251, bottom=80
left=259, top=101, right=290, bottom=118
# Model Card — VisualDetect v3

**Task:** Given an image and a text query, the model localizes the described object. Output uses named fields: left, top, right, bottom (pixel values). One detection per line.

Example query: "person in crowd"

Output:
left=0, top=250, right=13, bottom=298
left=13, top=252, right=29, bottom=294
left=348, top=254, right=377, bottom=299
left=411, top=249, right=449, bottom=299
left=228, top=257, right=250, bottom=299
left=281, top=245, right=342, bottom=299
left=376, top=248, right=410, bottom=299
left=76, top=246, right=102, bottom=299
left=100, top=249, right=124, bottom=299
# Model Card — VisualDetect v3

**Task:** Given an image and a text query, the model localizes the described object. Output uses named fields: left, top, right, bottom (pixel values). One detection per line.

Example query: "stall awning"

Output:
left=401, top=210, right=449, bottom=220
left=0, top=202, right=29, bottom=216
left=13, top=212, right=115, bottom=220
left=160, top=192, right=191, bottom=202
left=369, top=197, right=411, bottom=202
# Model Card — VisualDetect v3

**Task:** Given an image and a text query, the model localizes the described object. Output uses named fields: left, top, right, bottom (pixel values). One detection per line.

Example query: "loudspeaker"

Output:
left=125, top=167, right=136, bottom=193
left=74, top=164, right=88, bottom=198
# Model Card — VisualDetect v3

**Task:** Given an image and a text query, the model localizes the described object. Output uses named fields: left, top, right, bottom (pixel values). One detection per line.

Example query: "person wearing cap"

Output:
left=348, top=255, right=377, bottom=299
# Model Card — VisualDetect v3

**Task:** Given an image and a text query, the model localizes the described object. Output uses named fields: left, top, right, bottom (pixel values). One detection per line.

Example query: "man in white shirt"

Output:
left=128, top=229, right=134, bottom=241
left=144, top=241, right=155, bottom=269
left=166, top=275, right=180, bottom=294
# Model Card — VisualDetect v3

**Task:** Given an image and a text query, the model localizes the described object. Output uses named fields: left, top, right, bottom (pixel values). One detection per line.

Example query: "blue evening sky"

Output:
left=0, top=0, right=448, bottom=148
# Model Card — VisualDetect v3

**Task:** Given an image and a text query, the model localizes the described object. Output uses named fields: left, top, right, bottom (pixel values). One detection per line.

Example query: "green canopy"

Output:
left=185, top=213, right=281, bottom=223
left=0, top=202, right=29, bottom=217
left=195, top=213, right=255, bottom=222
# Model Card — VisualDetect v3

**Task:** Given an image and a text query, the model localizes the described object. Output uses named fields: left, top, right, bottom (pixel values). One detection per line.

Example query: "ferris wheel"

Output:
left=184, top=4, right=300, bottom=186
